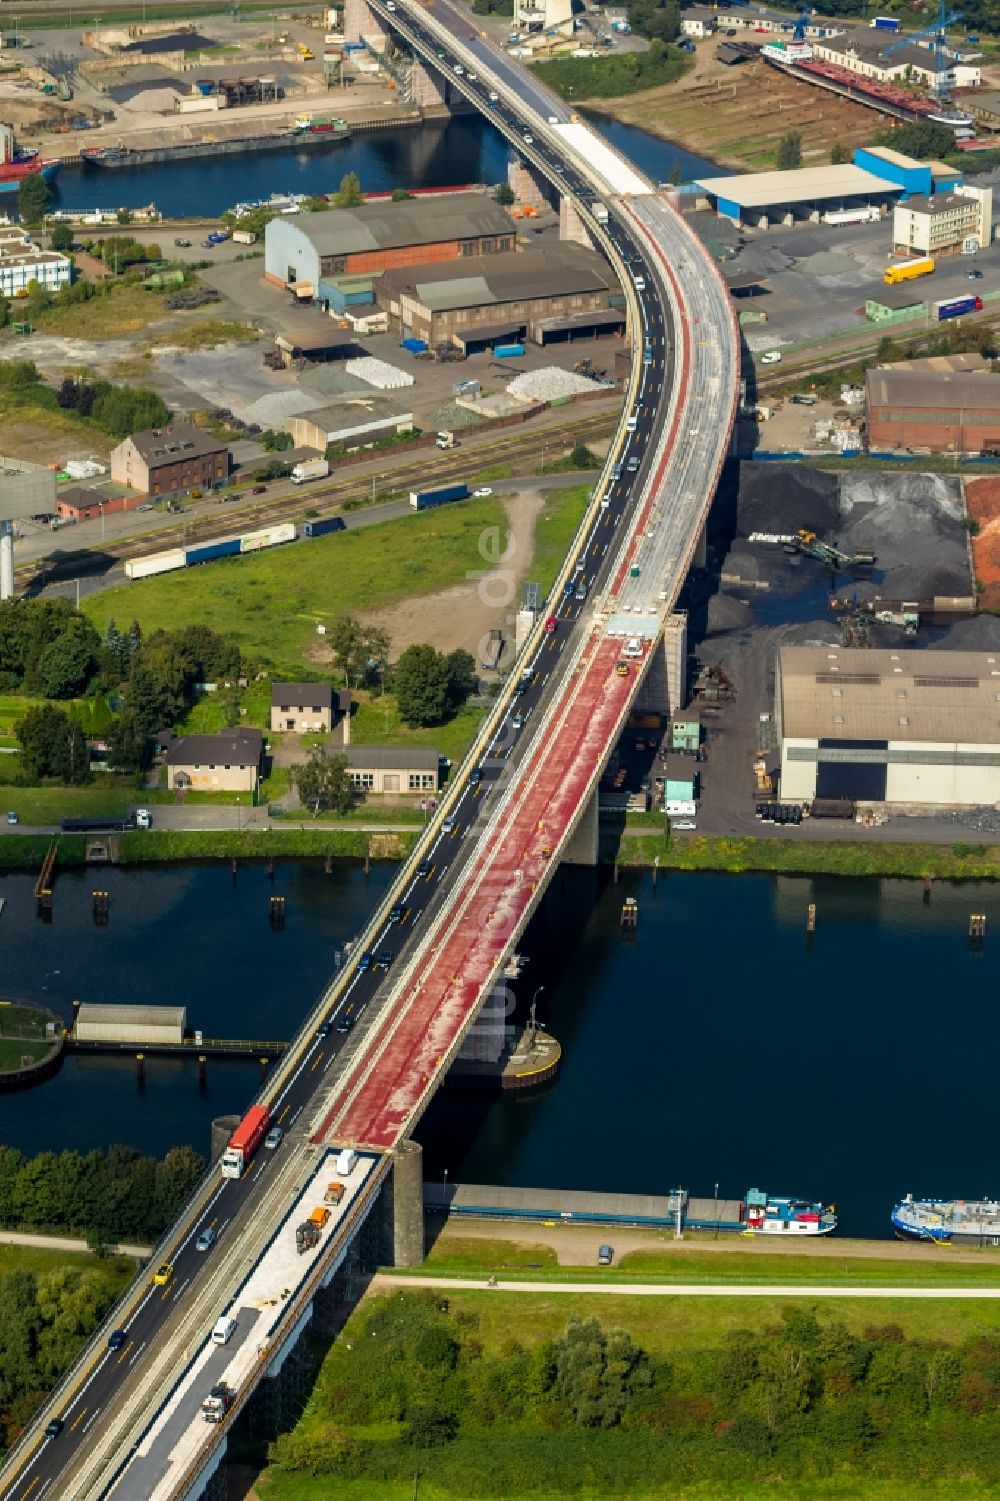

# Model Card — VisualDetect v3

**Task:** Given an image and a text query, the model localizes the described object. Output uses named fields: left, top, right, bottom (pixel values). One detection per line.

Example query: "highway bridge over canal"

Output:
left=0, top=10, right=739, bottom=1499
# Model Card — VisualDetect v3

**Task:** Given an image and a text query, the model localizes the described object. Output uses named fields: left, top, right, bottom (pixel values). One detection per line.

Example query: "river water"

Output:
left=1, top=861, right=998, bottom=1241
left=50, top=114, right=725, bottom=218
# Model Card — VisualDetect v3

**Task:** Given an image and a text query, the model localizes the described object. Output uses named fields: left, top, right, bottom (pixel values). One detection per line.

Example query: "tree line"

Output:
left=266, top=1292, right=1000, bottom=1492
left=0, top=1260, right=130, bottom=1454
left=0, top=359, right=168, bottom=440
left=0, top=1143, right=205, bottom=1243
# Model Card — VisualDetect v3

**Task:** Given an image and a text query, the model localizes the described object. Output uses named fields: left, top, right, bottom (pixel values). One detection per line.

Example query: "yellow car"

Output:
left=152, top=1262, right=174, bottom=1287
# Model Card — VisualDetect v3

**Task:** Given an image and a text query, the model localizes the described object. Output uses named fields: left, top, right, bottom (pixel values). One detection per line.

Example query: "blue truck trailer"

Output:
left=409, top=483, right=470, bottom=511
left=185, top=538, right=241, bottom=566
left=303, top=516, right=347, bottom=538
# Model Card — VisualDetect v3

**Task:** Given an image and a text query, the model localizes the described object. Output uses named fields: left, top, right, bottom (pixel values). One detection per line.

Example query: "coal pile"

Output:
left=728, top=464, right=971, bottom=603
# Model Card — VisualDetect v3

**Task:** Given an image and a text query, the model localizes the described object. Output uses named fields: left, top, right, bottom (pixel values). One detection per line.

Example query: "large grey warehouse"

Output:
left=777, top=645, right=1000, bottom=807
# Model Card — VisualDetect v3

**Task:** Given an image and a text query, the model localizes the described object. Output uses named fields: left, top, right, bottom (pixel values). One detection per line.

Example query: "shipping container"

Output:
left=303, top=516, right=347, bottom=538
left=124, top=547, right=186, bottom=581
left=239, top=521, right=296, bottom=552
left=409, top=483, right=470, bottom=510
left=232, top=229, right=257, bottom=245
left=492, top=342, right=525, bottom=358
left=934, top=294, right=983, bottom=320
left=186, top=537, right=241, bottom=567
left=870, top=15, right=900, bottom=28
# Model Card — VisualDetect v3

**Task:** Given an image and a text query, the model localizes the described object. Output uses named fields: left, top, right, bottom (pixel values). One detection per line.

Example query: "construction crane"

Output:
left=790, top=7, right=813, bottom=43
left=880, top=0, right=963, bottom=102
left=786, top=529, right=877, bottom=569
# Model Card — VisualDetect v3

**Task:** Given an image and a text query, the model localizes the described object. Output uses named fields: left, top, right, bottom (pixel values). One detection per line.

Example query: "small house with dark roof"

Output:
left=166, top=727, right=263, bottom=793
left=269, top=682, right=352, bottom=739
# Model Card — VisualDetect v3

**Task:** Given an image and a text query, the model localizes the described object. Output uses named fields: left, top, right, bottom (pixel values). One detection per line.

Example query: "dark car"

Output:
left=252, top=484, right=267, bottom=494
left=376, top=951, right=393, bottom=970
left=44, top=1419, right=64, bottom=1440
left=470, top=768, right=482, bottom=786
left=107, top=1330, right=127, bottom=1351
left=597, top=1244, right=614, bottom=1266
left=417, top=858, right=432, bottom=878
left=357, top=951, right=373, bottom=973
left=335, top=1009, right=355, bottom=1034
left=389, top=904, right=405, bottom=923
left=317, top=1019, right=332, bottom=1038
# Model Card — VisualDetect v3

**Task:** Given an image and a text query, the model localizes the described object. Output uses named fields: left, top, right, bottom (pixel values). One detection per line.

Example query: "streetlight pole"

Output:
left=442, top=1166, right=448, bottom=1210
left=714, top=1182, right=719, bottom=1239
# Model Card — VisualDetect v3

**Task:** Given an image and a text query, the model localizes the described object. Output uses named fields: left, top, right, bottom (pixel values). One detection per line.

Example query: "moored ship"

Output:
left=0, top=123, right=61, bottom=196
left=742, top=1188, right=837, bottom=1236
left=892, top=1194, right=1000, bottom=1245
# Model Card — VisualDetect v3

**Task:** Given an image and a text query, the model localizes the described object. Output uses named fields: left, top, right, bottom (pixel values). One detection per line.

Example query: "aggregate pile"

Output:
left=345, top=357, right=414, bottom=391
left=964, top=476, right=1000, bottom=610
left=792, top=250, right=858, bottom=279
left=506, top=367, right=604, bottom=402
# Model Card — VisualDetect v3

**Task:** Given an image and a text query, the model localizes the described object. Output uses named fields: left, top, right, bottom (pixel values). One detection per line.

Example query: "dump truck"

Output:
left=296, top=1220, right=321, bottom=1253
left=883, top=257, right=934, bottom=285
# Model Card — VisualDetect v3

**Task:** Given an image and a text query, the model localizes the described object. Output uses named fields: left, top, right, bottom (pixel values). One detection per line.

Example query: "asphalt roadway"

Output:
left=0, top=45, right=691, bottom=1501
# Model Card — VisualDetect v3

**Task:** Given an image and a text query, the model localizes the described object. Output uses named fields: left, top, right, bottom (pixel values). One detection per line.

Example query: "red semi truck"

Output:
left=220, top=1105, right=270, bottom=1178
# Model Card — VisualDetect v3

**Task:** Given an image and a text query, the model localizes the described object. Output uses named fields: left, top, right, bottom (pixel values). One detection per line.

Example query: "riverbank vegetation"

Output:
left=0, top=1144, right=204, bottom=1244
left=259, top=1288, right=1000, bottom=1499
left=0, top=1248, right=134, bottom=1454
left=616, top=833, right=1000, bottom=881
left=532, top=41, right=689, bottom=99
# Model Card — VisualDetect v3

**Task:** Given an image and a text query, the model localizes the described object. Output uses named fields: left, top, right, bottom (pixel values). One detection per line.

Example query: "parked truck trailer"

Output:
left=409, top=483, right=470, bottom=511
left=883, top=257, right=934, bottom=285
left=934, top=294, right=983, bottom=320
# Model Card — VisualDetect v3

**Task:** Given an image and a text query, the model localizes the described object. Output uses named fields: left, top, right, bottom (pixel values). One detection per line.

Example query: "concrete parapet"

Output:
left=636, top=611, right=687, bottom=716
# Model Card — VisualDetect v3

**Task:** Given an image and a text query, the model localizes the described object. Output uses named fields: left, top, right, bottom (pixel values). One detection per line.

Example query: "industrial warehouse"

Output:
left=776, top=646, right=1000, bottom=808
left=866, top=367, right=1000, bottom=452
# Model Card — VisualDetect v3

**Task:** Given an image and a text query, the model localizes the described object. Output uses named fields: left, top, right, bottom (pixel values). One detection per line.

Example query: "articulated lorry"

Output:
left=409, top=483, right=470, bottom=511
left=202, top=1384, right=235, bottom=1423
left=220, top=1105, right=270, bottom=1178
left=883, top=257, right=934, bottom=285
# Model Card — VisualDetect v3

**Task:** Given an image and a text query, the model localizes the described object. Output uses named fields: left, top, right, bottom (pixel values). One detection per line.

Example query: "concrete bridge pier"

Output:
left=410, top=57, right=449, bottom=109
left=559, top=195, right=594, bottom=249
left=562, top=784, right=599, bottom=866
left=0, top=523, right=13, bottom=601
left=382, top=1138, right=425, bottom=1267
left=508, top=159, right=553, bottom=212
left=636, top=611, right=688, bottom=717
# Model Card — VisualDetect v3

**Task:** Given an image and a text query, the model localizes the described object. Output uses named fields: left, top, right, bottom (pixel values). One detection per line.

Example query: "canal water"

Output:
left=1, top=860, right=998, bottom=1241
left=50, top=115, right=725, bottom=218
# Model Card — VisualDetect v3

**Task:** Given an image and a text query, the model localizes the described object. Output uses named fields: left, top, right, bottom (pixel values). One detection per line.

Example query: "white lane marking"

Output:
left=82, top=1411, right=101, bottom=1434
left=129, top=1341, right=147, bottom=1367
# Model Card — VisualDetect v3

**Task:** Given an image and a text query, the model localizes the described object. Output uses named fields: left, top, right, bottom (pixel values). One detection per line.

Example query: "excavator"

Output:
left=785, top=529, right=876, bottom=570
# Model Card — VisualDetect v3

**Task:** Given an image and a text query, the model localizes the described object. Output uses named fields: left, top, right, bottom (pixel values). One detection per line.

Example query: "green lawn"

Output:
left=0, top=1244, right=133, bottom=1279
left=0, top=1037, right=51, bottom=1068
left=4, top=780, right=159, bottom=826
left=529, top=484, right=592, bottom=594
left=352, top=696, right=486, bottom=763
left=531, top=47, right=691, bottom=100
left=83, top=499, right=507, bottom=674
left=260, top=1477, right=1000, bottom=1501
left=0, top=694, right=113, bottom=739
left=618, top=834, right=1000, bottom=881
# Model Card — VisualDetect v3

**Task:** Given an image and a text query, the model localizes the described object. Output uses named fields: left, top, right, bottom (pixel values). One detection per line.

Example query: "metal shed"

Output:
left=75, top=1003, right=187, bottom=1045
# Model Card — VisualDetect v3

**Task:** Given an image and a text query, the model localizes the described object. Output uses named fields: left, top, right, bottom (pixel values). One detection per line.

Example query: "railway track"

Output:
left=18, top=409, right=616, bottom=590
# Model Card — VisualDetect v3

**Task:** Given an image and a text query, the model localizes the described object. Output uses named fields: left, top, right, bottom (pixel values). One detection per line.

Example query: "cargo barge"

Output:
left=892, top=1194, right=1000, bottom=1246
left=427, top=1183, right=837, bottom=1234
left=761, top=44, right=972, bottom=128
left=80, top=125, right=349, bottom=170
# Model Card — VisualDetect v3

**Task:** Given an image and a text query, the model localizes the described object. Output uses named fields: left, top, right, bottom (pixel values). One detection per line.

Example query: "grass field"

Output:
left=22, top=282, right=173, bottom=340
left=260, top=1476, right=1000, bottom=1501
left=352, top=697, right=486, bottom=763
left=83, top=499, right=508, bottom=674
left=0, top=1244, right=133, bottom=1279
left=0, top=1038, right=50, bottom=1069
left=618, top=834, right=1000, bottom=881
left=146, top=319, right=260, bottom=352
left=417, top=1234, right=1000, bottom=1289
left=2, top=780, right=163, bottom=826
left=529, top=484, right=592, bottom=594
left=532, top=47, right=690, bottom=100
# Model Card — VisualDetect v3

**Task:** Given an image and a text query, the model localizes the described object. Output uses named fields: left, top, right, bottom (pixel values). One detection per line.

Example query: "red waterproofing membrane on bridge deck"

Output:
left=610, top=220, right=691, bottom=596
left=318, top=635, right=636, bottom=1150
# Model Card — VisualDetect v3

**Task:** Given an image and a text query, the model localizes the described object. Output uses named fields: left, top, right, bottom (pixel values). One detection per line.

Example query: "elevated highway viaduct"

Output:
left=0, top=19, right=739, bottom=1501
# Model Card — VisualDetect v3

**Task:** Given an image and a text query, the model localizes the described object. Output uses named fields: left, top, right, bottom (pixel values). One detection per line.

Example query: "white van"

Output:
left=335, top=1148, right=358, bottom=1176
left=626, top=413, right=638, bottom=432
left=623, top=636, right=643, bottom=659
left=212, top=1315, right=237, bottom=1346
left=633, top=275, right=646, bottom=291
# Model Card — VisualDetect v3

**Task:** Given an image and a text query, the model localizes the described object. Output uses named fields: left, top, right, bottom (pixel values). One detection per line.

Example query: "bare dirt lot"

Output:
left=588, top=45, right=883, bottom=170
left=366, top=489, right=548, bottom=662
